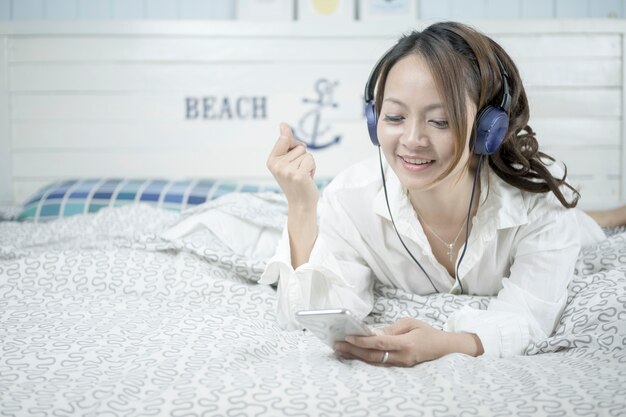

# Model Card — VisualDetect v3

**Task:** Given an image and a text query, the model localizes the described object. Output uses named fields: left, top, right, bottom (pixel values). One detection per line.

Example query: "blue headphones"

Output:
left=364, top=48, right=512, bottom=155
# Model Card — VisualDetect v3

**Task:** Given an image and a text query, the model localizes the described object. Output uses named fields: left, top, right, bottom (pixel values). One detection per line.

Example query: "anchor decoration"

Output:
left=291, top=78, right=342, bottom=150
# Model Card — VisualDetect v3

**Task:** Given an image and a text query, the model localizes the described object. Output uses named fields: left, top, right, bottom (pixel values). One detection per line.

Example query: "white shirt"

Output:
left=260, top=156, right=604, bottom=357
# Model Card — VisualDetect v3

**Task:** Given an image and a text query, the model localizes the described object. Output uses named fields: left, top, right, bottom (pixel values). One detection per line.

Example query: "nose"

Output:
left=401, top=121, right=429, bottom=148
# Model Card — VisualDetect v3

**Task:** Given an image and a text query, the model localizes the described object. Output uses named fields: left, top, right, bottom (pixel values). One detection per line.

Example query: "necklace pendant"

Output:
left=447, top=243, right=454, bottom=262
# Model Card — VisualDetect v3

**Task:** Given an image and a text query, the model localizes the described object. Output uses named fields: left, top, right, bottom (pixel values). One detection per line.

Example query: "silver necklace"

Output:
left=415, top=209, right=467, bottom=262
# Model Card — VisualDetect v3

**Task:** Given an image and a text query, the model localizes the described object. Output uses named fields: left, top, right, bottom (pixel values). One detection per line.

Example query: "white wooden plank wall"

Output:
left=0, top=22, right=624, bottom=209
left=0, top=0, right=625, bottom=20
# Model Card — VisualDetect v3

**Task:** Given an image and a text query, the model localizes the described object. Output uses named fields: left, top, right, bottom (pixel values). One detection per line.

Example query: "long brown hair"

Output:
left=374, top=21, right=579, bottom=208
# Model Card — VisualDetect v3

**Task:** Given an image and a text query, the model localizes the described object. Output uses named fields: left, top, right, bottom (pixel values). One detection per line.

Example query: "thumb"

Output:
left=279, top=122, right=292, bottom=138
left=280, top=122, right=306, bottom=149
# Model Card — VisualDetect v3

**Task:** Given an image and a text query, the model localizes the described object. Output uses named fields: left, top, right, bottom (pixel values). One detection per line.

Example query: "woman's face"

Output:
left=377, top=54, right=476, bottom=192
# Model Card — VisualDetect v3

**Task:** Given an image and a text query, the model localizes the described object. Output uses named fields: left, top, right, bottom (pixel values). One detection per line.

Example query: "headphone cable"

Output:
left=378, top=147, right=440, bottom=294
left=455, top=154, right=484, bottom=291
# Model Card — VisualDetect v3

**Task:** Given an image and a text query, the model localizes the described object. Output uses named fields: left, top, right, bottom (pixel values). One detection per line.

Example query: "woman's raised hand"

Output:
left=266, top=123, right=319, bottom=210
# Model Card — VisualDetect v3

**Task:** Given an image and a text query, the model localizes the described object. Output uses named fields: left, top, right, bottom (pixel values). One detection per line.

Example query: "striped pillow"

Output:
left=17, top=178, right=331, bottom=222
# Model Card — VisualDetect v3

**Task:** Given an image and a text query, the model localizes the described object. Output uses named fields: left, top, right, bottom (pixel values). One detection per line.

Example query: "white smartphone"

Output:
left=295, top=308, right=374, bottom=348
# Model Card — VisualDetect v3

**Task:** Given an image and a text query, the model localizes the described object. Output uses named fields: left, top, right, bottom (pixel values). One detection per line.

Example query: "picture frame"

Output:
left=358, top=0, right=416, bottom=21
left=297, top=0, right=355, bottom=21
left=236, top=0, right=295, bottom=21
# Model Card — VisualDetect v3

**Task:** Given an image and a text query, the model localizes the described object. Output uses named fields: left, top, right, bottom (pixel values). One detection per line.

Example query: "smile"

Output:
left=400, top=156, right=433, bottom=165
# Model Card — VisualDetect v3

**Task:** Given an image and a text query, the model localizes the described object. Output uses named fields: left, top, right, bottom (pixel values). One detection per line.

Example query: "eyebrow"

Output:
left=383, top=98, right=444, bottom=112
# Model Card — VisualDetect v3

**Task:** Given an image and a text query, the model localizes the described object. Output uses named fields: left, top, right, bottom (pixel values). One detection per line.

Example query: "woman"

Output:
left=260, top=22, right=607, bottom=366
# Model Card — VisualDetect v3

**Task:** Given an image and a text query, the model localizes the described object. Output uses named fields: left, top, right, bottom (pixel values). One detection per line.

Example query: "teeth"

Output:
left=403, top=157, right=431, bottom=165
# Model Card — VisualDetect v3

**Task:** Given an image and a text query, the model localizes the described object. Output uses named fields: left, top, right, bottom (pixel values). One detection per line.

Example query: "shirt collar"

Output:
left=373, top=160, right=529, bottom=239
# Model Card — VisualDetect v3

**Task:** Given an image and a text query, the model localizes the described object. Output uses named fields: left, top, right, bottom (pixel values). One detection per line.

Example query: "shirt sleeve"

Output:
left=446, top=205, right=580, bottom=357
left=259, top=192, right=376, bottom=330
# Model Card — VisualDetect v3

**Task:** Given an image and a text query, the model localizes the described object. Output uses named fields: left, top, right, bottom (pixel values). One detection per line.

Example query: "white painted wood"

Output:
left=9, top=37, right=395, bottom=63
left=527, top=89, right=620, bottom=118
left=495, top=34, right=620, bottom=58
left=13, top=179, right=51, bottom=204
left=6, top=19, right=624, bottom=39
left=8, top=62, right=618, bottom=101
left=11, top=120, right=366, bottom=149
left=519, top=58, right=620, bottom=87
left=543, top=148, right=620, bottom=177
left=2, top=20, right=626, bottom=37
left=529, top=118, right=621, bottom=147
left=568, top=177, right=621, bottom=208
left=9, top=34, right=621, bottom=62
left=10, top=136, right=372, bottom=178
left=0, top=35, right=11, bottom=204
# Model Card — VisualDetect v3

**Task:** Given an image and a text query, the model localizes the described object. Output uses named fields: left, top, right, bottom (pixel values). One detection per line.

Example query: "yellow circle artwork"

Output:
left=311, top=0, right=340, bottom=15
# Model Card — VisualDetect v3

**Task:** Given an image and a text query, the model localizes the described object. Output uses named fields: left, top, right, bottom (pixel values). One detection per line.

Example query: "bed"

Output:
left=1, top=192, right=625, bottom=417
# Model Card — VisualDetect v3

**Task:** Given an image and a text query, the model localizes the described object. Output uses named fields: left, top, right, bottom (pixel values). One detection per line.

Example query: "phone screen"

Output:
left=295, top=308, right=374, bottom=348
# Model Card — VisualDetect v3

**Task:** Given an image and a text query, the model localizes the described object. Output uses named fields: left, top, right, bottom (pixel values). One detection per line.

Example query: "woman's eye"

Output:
left=383, top=115, right=404, bottom=123
left=430, top=120, right=449, bottom=128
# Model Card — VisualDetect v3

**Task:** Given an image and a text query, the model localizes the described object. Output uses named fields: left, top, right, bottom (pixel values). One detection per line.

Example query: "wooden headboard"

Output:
left=0, top=19, right=624, bottom=209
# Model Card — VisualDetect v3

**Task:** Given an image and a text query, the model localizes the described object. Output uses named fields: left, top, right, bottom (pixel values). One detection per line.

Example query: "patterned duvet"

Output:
left=0, top=193, right=625, bottom=417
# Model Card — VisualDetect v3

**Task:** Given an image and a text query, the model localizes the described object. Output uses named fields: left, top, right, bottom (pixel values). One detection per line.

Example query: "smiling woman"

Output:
left=262, top=21, right=608, bottom=367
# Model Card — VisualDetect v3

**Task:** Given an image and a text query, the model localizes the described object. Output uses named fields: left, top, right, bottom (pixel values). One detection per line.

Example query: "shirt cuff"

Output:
left=445, top=306, right=531, bottom=357
left=259, top=226, right=353, bottom=288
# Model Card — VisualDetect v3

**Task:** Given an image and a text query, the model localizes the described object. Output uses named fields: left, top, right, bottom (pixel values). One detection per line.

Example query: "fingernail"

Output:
left=345, top=336, right=355, bottom=343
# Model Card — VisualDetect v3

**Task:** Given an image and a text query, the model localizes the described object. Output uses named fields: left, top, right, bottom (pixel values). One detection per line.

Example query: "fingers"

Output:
left=285, top=143, right=307, bottom=163
left=334, top=341, right=390, bottom=365
left=344, top=334, right=396, bottom=351
left=298, top=153, right=316, bottom=177
left=381, top=317, right=421, bottom=336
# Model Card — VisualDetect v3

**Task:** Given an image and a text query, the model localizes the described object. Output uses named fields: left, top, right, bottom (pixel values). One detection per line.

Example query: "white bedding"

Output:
left=0, top=194, right=625, bottom=417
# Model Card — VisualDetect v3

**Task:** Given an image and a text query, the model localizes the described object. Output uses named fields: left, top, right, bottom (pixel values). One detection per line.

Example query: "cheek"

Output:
left=377, top=123, right=402, bottom=146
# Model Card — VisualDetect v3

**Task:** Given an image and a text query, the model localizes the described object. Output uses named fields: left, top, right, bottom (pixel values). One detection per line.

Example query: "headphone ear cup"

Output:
left=474, top=106, right=509, bottom=155
left=365, top=101, right=379, bottom=146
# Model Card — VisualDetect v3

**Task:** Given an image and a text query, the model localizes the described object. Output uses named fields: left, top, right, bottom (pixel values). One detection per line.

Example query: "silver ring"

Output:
left=381, top=351, right=389, bottom=364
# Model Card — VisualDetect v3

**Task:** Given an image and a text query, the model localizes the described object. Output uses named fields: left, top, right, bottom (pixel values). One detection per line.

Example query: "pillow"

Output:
left=16, top=178, right=331, bottom=222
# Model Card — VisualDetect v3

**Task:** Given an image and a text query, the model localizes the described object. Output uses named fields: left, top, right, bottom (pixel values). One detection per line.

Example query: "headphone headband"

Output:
left=363, top=45, right=395, bottom=104
left=494, top=55, right=511, bottom=112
